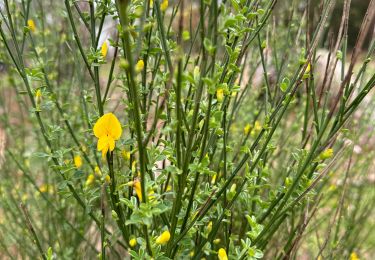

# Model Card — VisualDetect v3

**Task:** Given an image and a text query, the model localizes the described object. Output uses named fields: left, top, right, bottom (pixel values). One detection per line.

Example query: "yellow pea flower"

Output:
left=216, top=88, right=224, bottom=102
left=39, top=184, right=49, bottom=193
left=305, top=63, right=311, bottom=74
left=211, top=173, right=217, bottom=185
left=74, top=155, right=82, bottom=168
left=93, top=113, right=122, bottom=158
left=122, top=149, right=131, bottom=160
left=218, top=248, right=228, bottom=260
left=350, top=252, right=359, bottom=260
left=156, top=230, right=170, bottom=245
left=27, top=19, right=36, bottom=32
left=319, top=148, right=334, bottom=160
left=35, top=89, right=42, bottom=105
left=207, top=221, right=212, bottom=233
left=86, top=174, right=95, bottom=186
left=105, top=175, right=111, bottom=183
left=133, top=180, right=142, bottom=202
left=244, top=123, right=251, bottom=135
left=132, top=161, right=137, bottom=173
left=148, top=190, right=156, bottom=201
left=95, top=166, right=102, bottom=176
left=129, top=238, right=137, bottom=247
left=160, top=0, right=168, bottom=11
left=135, top=59, right=144, bottom=72
left=254, top=120, right=262, bottom=131
left=251, top=120, right=262, bottom=137
left=35, top=89, right=42, bottom=98
left=101, top=41, right=108, bottom=58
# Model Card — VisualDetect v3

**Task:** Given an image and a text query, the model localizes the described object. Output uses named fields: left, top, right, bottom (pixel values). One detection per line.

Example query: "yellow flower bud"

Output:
left=39, top=184, right=48, bottom=193
left=85, top=174, right=95, bottom=186
left=135, top=59, right=144, bottom=73
left=207, top=221, right=212, bottom=233
left=133, top=180, right=142, bottom=202
left=129, top=238, right=137, bottom=247
left=95, top=166, right=102, bottom=176
left=132, top=160, right=137, bottom=173
left=122, top=149, right=131, bottom=160
left=213, top=238, right=221, bottom=244
left=319, top=148, right=334, bottom=160
left=305, top=63, right=311, bottom=74
left=156, top=230, right=170, bottom=245
left=74, top=155, right=82, bottom=168
left=160, top=0, right=168, bottom=11
left=27, top=19, right=36, bottom=32
left=244, top=123, right=251, bottom=135
left=218, top=248, right=228, bottom=260
left=101, top=41, right=108, bottom=58
left=216, top=88, right=224, bottom=102
left=35, top=89, right=42, bottom=98
left=230, top=183, right=237, bottom=193
left=254, top=121, right=262, bottom=131
left=350, top=252, right=359, bottom=260
left=211, top=173, right=217, bottom=185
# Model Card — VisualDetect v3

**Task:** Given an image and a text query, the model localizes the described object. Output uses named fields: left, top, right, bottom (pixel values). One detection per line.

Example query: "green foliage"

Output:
left=0, top=0, right=374, bottom=259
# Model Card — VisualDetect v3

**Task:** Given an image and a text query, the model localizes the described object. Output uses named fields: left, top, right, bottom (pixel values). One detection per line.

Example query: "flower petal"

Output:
left=107, top=113, right=122, bottom=140
left=93, top=113, right=122, bottom=140
left=102, top=146, right=109, bottom=159
left=108, top=136, right=115, bottom=151
left=93, top=114, right=108, bottom=138
left=97, top=136, right=108, bottom=151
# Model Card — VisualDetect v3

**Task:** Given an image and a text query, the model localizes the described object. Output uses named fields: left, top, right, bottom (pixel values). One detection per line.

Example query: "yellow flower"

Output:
left=207, top=221, right=212, bottom=233
left=230, top=183, right=236, bottom=193
left=39, top=184, right=50, bottom=193
left=105, top=175, right=111, bottom=183
left=133, top=180, right=142, bottom=202
left=148, top=190, right=156, bottom=201
left=305, top=63, right=311, bottom=74
left=95, top=166, right=102, bottom=176
left=93, top=113, right=122, bottom=158
left=350, top=252, right=359, bottom=260
left=251, top=120, right=262, bottom=137
left=27, top=19, right=36, bottom=32
left=132, top=160, right=137, bottom=173
left=35, top=89, right=42, bottom=105
left=216, top=88, right=224, bottom=102
left=86, top=174, right=95, bottom=186
left=244, top=123, right=251, bottom=135
left=156, top=230, right=170, bottom=245
left=319, top=148, right=334, bottom=160
left=129, top=238, right=137, bottom=247
left=254, top=120, right=262, bottom=131
left=160, top=0, right=168, bottom=11
left=135, top=59, right=144, bottom=72
left=35, top=89, right=42, bottom=98
left=122, top=149, right=131, bottom=160
left=218, top=248, right=228, bottom=260
left=211, top=173, right=217, bottom=184
left=74, top=155, right=82, bottom=168
left=101, top=41, right=108, bottom=58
